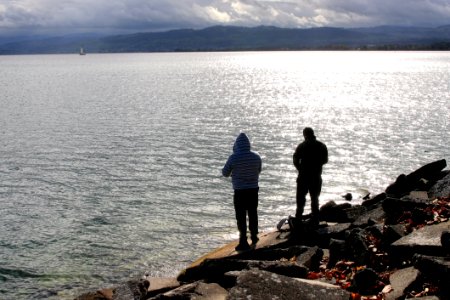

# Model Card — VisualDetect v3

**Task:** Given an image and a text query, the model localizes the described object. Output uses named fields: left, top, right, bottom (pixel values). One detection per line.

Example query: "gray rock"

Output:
left=151, top=282, right=227, bottom=300
left=362, top=193, right=386, bottom=208
left=384, top=224, right=407, bottom=245
left=429, top=172, right=450, bottom=198
left=328, top=239, right=347, bottom=268
left=349, top=268, right=379, bottom=295
left=391, top=221, right=450, bottom=257
left=382, top=196, right=431, bottom=224
left=147, top=277, right=180, bottom=298
left=385, top=159, right=447, bottom=198
left=413, top=254, right=450, bottom=280
left=405, top=296, right=440, bottom=300
left=178, top=258, right=308, bottom=283
left=315, top=223, right=351, bottom=247
left=296, top=246, right=323, bottom=271
left=442, top=231, right=450, bottom=251
left=346, top=228, right=371, bottom=266
left=75, top=290, right=111, bottom=300
left=231, top=245, right=311, bottom=261
left=343, top=205, right=368, bottom=222
left=228, top=269, right=351, bottom=300
left=352, top=205, right=386, bottom=228
left=248, top=260, right=309, bottom=278
left=385, top=267, right=420, bottom=300
left=112, top=279, right=149, bottom=300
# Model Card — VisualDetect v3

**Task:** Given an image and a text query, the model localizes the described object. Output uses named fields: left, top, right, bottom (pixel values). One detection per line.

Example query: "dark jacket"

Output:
left=222, top=133, right=262, bottom=190
left=293, top=136, right=328, bottom=177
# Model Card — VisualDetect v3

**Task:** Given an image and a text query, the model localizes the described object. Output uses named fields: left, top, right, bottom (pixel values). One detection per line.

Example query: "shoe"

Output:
left=235, top=242, right=251, bottom=252
left=251, top=236, right=259, bottom=245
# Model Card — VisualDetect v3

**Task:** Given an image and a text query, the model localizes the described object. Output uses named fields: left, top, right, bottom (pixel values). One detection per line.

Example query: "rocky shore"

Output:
left=76, top=159, right=450, bottom=300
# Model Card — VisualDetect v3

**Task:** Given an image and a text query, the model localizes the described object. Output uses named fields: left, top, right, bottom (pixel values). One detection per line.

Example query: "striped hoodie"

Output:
left=222, top=133, right=262, bottom=190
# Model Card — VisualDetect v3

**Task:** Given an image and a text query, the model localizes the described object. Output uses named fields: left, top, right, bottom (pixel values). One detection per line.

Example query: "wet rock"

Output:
left=150, top=282, right=227, bottom=300
left=406, top=159, right=447, bottom=186
left=75, top=290, right=112, bottom=300
left=112, top=279, right=149, bottom=300
left=342, top=193, right=353, bottom=201
left=362, top=192, right=387, bottom=208
left=385, top=267, right=420, bottom=300
left=227, top=269, right=351, bottom=300
left=147, top=278, right=180, bottom=298
left=386, top=174, right=410, bottom=197
left=385, top=159, right=447, bottom=198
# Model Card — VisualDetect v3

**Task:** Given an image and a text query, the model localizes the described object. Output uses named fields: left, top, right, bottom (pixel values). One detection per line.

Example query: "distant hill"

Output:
left=1, top=25, right=450, bottom=54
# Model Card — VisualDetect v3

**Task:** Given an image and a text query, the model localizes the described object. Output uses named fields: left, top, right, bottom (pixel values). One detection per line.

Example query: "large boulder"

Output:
left=346, top=228, right=371, bottom=266
left=382, top=196, right=430, bottom=225
left=315, top=223, right=352, bottom=247
left=295, top=246, right=323, bottom=271
left=429, top=172, right=450, bottom=198
left=352, top=205, right=386, bottom=228
left=385, top=267, right=420, bottom=300
left=178, top=258, right=308, bottom=283
left=385, top=160, right=447, bottom=197
left=391, top=221, right=450, bottom=259
left=227, top=269, right=351, bottom=300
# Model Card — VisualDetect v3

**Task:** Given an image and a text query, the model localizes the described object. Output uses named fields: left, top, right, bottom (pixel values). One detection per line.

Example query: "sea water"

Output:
left=0, top=51, right=449, bottom=299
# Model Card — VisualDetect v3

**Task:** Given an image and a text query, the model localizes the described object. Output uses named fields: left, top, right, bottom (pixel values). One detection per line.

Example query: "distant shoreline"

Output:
left=1, top=25, right=450, bottom=55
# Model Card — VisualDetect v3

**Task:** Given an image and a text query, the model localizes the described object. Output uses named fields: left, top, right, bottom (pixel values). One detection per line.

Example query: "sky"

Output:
left=1, top=0, right=450, bottom=36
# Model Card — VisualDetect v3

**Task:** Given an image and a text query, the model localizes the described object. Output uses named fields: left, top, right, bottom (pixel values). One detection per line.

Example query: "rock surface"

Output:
left=227, top=269, right=351, bottom=300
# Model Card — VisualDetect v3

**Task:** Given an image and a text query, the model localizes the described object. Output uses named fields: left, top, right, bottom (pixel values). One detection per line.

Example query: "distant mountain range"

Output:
left=1, top=25, right=450, bottom=54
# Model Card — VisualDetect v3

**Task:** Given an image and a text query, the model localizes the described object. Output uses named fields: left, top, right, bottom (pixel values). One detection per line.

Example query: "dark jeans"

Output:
left=234, top=188, right=259, bottom=242
left=296, top=175, right=322, bottom=220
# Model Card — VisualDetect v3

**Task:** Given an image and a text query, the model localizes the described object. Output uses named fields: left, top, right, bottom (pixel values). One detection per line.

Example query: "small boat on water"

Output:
left=79, top=47, right=86, bottom=55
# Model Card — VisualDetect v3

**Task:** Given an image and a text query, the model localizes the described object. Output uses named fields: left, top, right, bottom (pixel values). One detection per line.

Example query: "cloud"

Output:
left=0, top=0, right=449, bottom=36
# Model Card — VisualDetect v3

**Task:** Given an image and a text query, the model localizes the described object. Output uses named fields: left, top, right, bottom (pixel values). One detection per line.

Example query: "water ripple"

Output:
left=1, top=52, right=449, bottom=299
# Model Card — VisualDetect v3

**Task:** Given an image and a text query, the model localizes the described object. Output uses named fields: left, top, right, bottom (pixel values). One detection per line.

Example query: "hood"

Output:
left=233, top=133, right=251, bottom=153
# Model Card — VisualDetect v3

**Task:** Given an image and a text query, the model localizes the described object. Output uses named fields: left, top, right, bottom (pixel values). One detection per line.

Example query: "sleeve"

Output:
left=322, top=143, right=328, bottom=165
left=293, top=144, right=301, bottom=171
left=258, top=156, right=262, bottom=174
left=222, top=156, right=233, bottom=177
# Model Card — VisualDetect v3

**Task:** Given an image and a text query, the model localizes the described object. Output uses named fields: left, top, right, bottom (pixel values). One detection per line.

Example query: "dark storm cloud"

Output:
left=0, top=0, right=449, bottom=35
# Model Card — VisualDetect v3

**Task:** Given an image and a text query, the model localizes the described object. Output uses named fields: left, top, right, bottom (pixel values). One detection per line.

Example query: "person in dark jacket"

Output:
left=293, top=127, right=328, bottom=226
left=222, top=133, right=262, bottom=251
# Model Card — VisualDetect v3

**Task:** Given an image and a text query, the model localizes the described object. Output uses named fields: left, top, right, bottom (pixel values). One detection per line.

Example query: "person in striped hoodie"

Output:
left=222, top=133, right=262, bottom=251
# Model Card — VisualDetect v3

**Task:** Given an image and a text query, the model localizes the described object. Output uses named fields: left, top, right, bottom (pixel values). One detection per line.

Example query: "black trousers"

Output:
left=234, top=188, right=259, bottom=242
left=296, top=175, right=322, bottom=220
